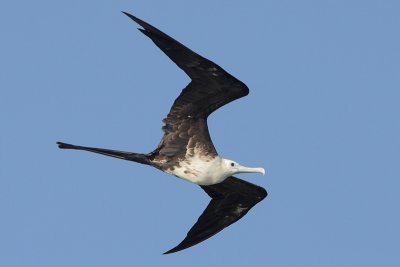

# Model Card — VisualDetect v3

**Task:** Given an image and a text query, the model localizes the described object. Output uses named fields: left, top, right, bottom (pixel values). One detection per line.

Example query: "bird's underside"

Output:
left=57, top=11, right=268, bottom=254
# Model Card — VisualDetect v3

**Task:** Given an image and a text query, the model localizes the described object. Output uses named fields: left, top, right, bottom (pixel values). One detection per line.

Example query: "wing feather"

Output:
left=123, top=12, right=249, bottom=120
left=164, top=176, right=267, bottom=254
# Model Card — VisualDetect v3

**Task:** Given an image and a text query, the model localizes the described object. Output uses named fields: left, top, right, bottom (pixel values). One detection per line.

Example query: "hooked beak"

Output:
left=237, top=165, right=266, bottom=175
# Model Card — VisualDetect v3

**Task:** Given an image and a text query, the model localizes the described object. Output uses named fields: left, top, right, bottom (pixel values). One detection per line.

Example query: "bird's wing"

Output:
left=155, top=118, right=217, bottom=160
left=123, top=12, right=249, bottom=120
left=164, top=176, right=267, bottom=254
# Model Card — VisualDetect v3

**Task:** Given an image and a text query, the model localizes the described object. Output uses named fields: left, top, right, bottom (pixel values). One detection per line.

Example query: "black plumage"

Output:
left=164, top=177, right=267, bottom=254
left=57, top=12, right=267, bottom=254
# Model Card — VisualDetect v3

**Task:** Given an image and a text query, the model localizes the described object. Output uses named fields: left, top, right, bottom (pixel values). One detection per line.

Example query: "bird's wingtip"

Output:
left=121, top=11, right=138, bottom=22
left=163, top=247, right=179, bottom=255
left=121, top=11, right=147, bottom=33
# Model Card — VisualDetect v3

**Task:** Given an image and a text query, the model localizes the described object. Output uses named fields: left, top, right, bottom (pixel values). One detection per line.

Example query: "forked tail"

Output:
left=57, top=142, right=151, bottom=165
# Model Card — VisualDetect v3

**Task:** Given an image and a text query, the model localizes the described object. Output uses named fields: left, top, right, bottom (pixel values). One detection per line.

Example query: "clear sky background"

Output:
left=1, top=1, right=399, bottom=266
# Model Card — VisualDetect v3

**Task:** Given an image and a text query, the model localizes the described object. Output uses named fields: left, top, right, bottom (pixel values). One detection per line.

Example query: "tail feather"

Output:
left=56, top=142, right=150, bottom=165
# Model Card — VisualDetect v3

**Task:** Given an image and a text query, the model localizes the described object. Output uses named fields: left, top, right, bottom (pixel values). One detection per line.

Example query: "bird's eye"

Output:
left=231, top=163, right=235, bottom=167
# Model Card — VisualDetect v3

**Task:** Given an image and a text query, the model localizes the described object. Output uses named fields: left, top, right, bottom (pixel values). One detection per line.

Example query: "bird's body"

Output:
left=58, top=12, right=268, bottom=254
left=165, top=155, right=222, bottom=185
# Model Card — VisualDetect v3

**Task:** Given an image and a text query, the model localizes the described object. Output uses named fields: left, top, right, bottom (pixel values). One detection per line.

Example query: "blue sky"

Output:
left=1, top=0, right=399, bottom=266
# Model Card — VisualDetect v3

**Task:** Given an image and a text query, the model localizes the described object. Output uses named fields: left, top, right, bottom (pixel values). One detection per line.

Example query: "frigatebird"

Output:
left=57, top=12, right=268, bottom=254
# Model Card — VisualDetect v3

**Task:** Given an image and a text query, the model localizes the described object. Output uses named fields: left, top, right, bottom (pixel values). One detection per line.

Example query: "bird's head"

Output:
left=221, top=158, right=266, bottom=177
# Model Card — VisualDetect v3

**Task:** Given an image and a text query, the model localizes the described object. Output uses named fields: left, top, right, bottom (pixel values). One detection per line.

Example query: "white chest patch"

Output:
left=166, top=156, right=229, bottom=185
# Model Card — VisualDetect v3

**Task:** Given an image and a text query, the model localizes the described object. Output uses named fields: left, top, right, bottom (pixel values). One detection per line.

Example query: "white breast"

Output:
left=166, top=156, right=229, bottom=185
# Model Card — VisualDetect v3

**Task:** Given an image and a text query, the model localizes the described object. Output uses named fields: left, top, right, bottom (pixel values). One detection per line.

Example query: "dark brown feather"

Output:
left=164, top=176, right=267, bottom=254
left=123, top=12, right=249, bottom=162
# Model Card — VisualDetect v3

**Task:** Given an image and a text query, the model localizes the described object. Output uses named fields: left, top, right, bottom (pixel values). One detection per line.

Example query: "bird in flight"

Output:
left=57, top=11, right=268, bottom=254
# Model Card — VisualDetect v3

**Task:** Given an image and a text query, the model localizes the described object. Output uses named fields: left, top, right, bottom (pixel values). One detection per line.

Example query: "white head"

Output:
left=221, top=158, right=266, bottom=178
